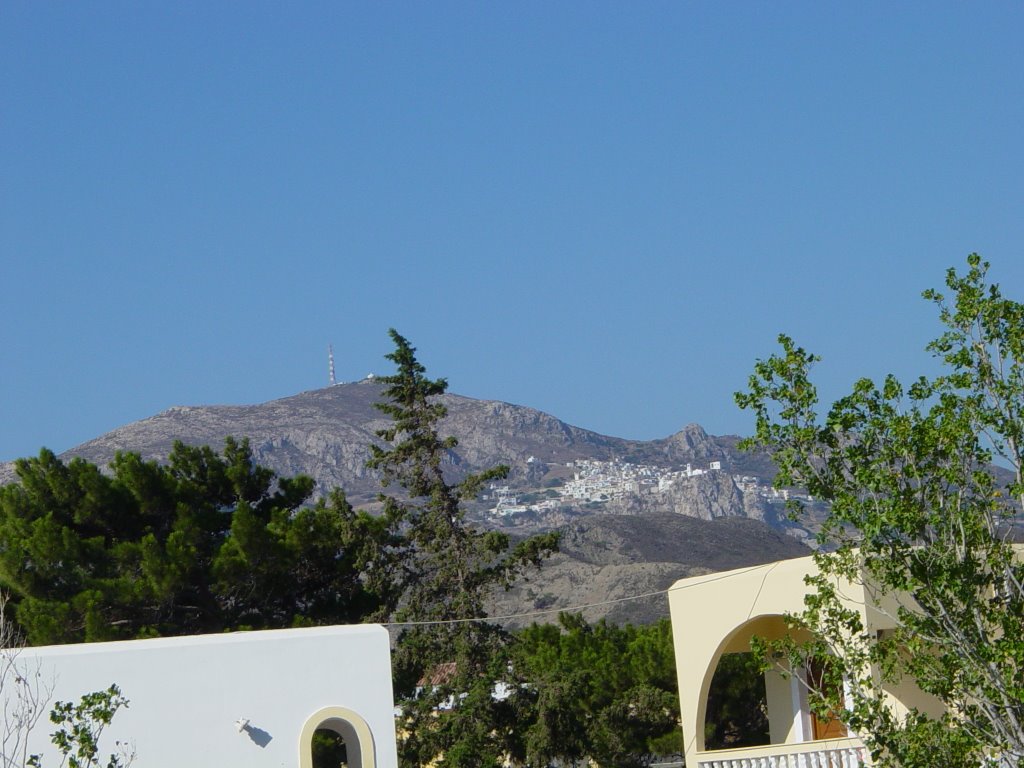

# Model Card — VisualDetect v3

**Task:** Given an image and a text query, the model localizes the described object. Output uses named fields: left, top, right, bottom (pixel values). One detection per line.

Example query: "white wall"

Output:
left=13, top=625, right=399, bottom=767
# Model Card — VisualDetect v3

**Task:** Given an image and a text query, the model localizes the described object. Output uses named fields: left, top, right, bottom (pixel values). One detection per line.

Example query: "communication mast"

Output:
left=328, top=344, right=337, bottom=386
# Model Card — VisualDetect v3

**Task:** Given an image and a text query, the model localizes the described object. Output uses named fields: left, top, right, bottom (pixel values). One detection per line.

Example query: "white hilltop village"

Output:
left=483, top=456, right=812, bottom=521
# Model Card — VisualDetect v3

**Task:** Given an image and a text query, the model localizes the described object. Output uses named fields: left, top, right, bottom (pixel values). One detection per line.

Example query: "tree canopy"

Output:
left=737, top=255, right=1024, bottom=767
left=0, top=438, right=393, bottom=644
left=512, top=614, right=682, bottom=768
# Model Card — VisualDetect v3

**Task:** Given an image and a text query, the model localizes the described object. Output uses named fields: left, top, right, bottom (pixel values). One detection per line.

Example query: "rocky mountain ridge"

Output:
left=3, top=381, right=780, bottom=503
left=0, top=381, right=811, bottom=624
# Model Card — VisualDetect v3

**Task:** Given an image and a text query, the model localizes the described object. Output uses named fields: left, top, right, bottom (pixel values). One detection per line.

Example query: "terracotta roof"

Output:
left=418, top=661, right=457, bottom=687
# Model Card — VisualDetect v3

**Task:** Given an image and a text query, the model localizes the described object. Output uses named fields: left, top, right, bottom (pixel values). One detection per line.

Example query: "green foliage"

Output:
left=703, top=653, right=770, bottom=751
left=311, top=728, right=347, bottom=768
left=0, top=439, right=395, bottom=644
left=737, top=256, right=1024, bottom=767
left=512, top=614, right=682, bottom=767
left=28, top=685, right=133, bottom=768
left=368, top=330, right=559, bottom=768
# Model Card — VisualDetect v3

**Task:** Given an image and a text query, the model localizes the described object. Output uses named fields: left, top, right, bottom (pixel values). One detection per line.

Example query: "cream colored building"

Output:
left=667, top=555, right=943, bottom=768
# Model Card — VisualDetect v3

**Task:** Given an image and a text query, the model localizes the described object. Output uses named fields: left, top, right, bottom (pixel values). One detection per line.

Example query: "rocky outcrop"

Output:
left=606, top=470, right=747, bottom=521
left=740, top=483, right=774, bottom=523
left=661, top=423, right=724, bottom=462
left=659, top=470, right=746, bottom=520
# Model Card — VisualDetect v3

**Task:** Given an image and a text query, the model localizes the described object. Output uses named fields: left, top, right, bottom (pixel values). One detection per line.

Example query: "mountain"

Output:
left=0, top=380, right=810, bottom=624
left=5, top=380, right=776, bottom=500
left=489, top=514, right=808, bottom=627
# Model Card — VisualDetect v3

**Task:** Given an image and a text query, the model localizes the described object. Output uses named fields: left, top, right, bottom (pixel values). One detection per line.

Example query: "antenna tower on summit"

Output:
left=328, top=345, right=337, bottom=386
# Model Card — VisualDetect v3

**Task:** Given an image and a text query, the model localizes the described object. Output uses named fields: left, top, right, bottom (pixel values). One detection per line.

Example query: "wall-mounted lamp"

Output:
left=235, top=717, right=273, bottom=748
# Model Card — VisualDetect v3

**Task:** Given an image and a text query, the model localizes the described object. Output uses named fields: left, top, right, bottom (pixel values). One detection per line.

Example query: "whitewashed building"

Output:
left=10, top=624, right=399, bottom=768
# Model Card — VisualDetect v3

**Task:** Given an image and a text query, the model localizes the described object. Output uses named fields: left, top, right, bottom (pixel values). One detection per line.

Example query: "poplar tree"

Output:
left=367, top=330, right=559, bottom=768
left=736, top=256, right=1024, bottom=767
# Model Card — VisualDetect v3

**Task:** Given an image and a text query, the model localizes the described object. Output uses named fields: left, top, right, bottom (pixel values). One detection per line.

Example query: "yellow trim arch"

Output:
left=298, top=706, right=377, bottom=768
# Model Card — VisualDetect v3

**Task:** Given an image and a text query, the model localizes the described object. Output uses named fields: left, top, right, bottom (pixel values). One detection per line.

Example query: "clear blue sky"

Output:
left=2, top=3, right=1023, bottom=462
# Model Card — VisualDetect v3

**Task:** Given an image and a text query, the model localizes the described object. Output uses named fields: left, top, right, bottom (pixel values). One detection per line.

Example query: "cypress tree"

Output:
left=368, top=329, right=559, bottom=767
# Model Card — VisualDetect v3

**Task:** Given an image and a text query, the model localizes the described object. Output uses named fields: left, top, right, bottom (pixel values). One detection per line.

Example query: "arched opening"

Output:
left=299, top=707, right=376, bottom=768
left=313, top=727, right=348, bottom=767
left=703, top=651, right=770, bottom=751
left=697, top=614, right=819, bottom=751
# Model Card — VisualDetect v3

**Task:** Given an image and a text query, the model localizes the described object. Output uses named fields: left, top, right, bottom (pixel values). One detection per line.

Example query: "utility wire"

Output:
left=381, top=562, right=772, bottom=627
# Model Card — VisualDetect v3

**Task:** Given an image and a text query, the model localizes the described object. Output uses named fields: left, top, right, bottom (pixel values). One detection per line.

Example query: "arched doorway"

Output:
left=298, top=706, right=376, bottom=768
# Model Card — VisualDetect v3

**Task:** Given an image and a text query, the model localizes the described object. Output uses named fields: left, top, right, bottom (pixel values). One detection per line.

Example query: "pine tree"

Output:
left=0, top=439, right=394, bottom=643
left=367, top=329, right=559, bottom=767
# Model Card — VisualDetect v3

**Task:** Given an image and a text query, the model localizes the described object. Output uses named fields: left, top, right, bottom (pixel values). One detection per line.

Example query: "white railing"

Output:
left=696, top=738, right=867, bottom=768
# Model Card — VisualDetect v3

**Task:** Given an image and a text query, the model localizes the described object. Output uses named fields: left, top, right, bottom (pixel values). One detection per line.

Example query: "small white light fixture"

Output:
left=235, top=718, right=250, bottom=733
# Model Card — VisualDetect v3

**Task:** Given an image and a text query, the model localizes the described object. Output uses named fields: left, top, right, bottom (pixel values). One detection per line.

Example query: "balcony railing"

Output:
left=695, top=737, right=867, bottom=768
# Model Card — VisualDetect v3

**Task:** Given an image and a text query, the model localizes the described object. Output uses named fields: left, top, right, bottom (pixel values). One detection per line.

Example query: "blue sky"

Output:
left=2, top=3, right=1023, bottom=462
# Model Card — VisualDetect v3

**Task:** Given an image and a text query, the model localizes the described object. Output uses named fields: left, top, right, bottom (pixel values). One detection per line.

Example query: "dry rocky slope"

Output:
left=1, top=380, right=810, bottom=624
